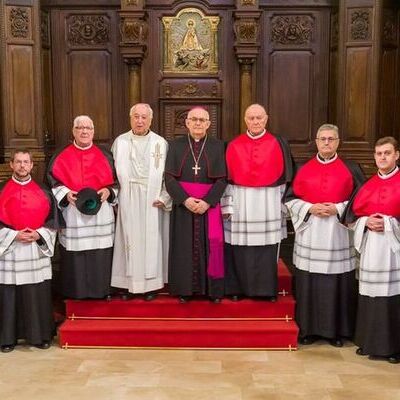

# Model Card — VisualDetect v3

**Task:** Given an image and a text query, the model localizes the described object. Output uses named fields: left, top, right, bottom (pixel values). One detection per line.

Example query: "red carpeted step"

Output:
left=278, top=259, right=293, bottom=293
left=65, top=295, right=295, bottom=319
left=59, top=318, right=298, bottom=349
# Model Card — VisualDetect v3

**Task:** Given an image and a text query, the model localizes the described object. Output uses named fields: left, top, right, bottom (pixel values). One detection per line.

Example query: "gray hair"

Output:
left=316, top=123, right=339, bottom=138
left=129, top=103, right=153, bottom=119
left=73, top=115, right=94, bottom=128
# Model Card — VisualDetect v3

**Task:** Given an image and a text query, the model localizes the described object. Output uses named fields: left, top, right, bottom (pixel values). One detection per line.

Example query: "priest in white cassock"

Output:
left=47, top=116, right=118, bottom=300
left=0, top=150, right=63, bottom=353
left=343, top=136, right=400, bottom=364
left=222, top=104, right=293, bottom=301
left=111, top=103, right=171, bottom=301
left=284, top=124, right=365, bottom=347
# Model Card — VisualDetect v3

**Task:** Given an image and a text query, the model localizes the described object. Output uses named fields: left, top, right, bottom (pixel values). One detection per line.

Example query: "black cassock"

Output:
left=165, top=135, right=227, bottom=298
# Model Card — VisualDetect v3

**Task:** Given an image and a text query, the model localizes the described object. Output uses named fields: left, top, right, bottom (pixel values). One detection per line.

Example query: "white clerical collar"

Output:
left=378, top=165, right=399, bottom=180
left=246, top=129, right=266, bottom=140
left=12, top=175, right=32, bottom=185
left=316, top=152, right=338, bottom=164
left=131, top=129, right=150, bottom=137
left=73, top=140, right=93, bottom=150
left=188, top=133, right=206, bottom=143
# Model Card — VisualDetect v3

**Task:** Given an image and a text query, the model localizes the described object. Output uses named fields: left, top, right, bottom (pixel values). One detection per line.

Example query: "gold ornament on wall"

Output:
left=162, top=8, right=219, bottom=74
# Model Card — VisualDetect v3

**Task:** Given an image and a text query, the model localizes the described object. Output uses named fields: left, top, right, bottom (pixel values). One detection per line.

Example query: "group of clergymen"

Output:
left=0, top=103, right=399, bottom=364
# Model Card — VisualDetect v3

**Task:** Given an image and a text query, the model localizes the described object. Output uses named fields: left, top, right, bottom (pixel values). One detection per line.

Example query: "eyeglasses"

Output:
left=187, top=117, right=209, bottom=124
left=316, top=137, right=338, bottom=143
left=74, top=126, right=94, bottom=131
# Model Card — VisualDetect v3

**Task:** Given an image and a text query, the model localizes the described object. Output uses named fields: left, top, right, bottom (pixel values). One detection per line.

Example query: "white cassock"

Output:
left=111, top=130, right=171, bottom=293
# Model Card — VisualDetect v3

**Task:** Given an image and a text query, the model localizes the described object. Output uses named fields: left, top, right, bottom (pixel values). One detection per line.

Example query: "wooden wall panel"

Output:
left=69, top=51, right=112, bottom=141
left=268, top=52, right=313, bottom=143
left=9, top=46, right=35, bottom=138
left=378, top=49, right=397, bottom=137
left=344, top=47, right=371, bottom=140
left=261, top=8, right=330, bottom=159
left=50, top=8, right=127, bottom=148
left=2, top=2, right=43, bottom=154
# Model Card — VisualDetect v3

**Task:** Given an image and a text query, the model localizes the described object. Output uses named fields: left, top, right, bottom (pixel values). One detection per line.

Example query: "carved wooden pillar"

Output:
left=238, top=60, right=254, bottom=132
left=126, top=59, right=142, bottom=106
left=0, top=0, right=44, bottom=178
left=119, top=0, right=148, bottom=107
left=234, top=1, right=260, bottom=132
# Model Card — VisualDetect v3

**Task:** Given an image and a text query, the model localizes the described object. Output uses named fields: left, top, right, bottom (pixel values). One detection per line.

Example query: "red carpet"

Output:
left=59, top=259, right=298, bottom=349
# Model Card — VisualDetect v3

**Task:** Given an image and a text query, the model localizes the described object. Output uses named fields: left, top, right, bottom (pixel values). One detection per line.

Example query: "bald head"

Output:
left=244, top=104, right=268, bottom=135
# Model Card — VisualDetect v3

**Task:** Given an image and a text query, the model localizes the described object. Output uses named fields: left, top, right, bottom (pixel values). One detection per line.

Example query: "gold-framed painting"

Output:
left=162, top=8, right=220, bottom=74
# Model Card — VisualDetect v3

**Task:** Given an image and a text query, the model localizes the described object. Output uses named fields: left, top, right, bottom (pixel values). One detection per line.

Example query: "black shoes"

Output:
left=179, top=296, right=190, bottom=303
left=298, top=336, right=317, bottom=345
left=121, top=292, right=134, bottom=301
left=144, top=292, right=157, bottom=301
left=329, top=338, right=343, bottom=348
left=1, top=344, right=15, bottom=353
left=34, top=341, right=51, bottom=350
left=356, top=347, right=367, bottom=356
left=231, top=295, right=242, bottom=302
left=388, top=354, right=400, bottom=364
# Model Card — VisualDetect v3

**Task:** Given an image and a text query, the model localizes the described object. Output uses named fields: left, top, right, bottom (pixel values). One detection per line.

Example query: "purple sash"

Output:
left=180, top=181, right=224, bottom=279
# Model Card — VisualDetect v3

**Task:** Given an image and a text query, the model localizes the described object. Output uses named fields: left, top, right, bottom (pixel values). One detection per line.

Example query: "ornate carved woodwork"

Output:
left=9, top=7, right=30, bottom=39
left=67, top=14, right=110, bottom=46
left=50, top=6, right=127, bottom=148
left=270, top=15, right=314, bottom=46
left=349, top=9, right=371, bottom=42
left=119, top=0, right=148, bottom=106
left=1, top=0, right=399, bottom=180
left=0, top=1, right=44, bottom=168
left=233, top=5, right=261, bottom=132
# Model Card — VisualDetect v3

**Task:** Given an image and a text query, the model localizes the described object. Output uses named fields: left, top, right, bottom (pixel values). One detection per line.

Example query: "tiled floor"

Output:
left=0, top=340, right=398, bottom=400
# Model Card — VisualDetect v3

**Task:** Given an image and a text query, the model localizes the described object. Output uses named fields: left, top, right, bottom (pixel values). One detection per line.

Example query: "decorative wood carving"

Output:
left=67, top=15, right=110, bottom=46
left=41, top=11, right=50, bottom=48
left=382, top=9, right=396, bottom=46
left=120, top=18, right=148, bottom=44
left=234, top=20, right=259, bottom=44
left=241, top=0, right=256, bottom=5
left=9, top=7, right=29, bottom=39
left=349, top=9, right=371, bottom=41
left=162, top=104, right=219, bottom=140
left=330, top=11, right=339, bottom=49
left=161, top=80, right=220, bottom=98
left=271, top=15, right=314, bottom=46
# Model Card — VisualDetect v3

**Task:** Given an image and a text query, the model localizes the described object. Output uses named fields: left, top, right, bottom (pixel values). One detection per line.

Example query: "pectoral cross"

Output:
left=151, top=143, right=162, bottom=169
left=192, top=163, right=201, bottom=175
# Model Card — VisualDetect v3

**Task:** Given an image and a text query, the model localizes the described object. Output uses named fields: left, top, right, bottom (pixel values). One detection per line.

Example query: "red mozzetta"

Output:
left=51, top=144, right=114, bottom=191
left=226, top=132, right=284, bottom=187
left=0, top=180, right=50, bottom=230
left=352, top=170, right=400, bottom=217
left=293, top=157, right=354, bottom=203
